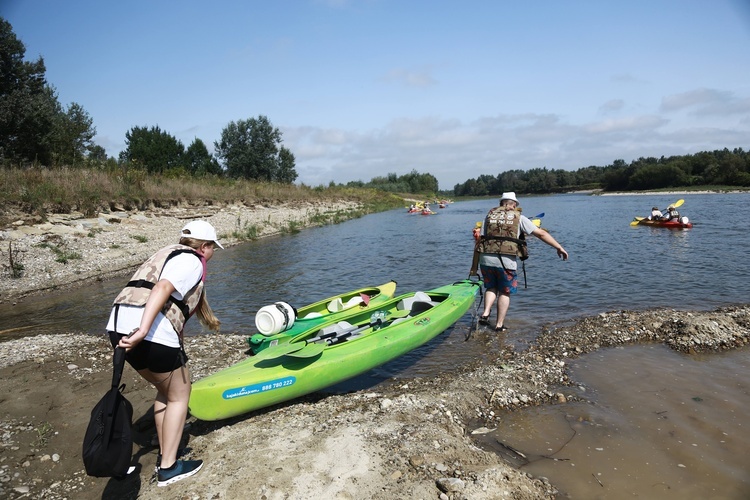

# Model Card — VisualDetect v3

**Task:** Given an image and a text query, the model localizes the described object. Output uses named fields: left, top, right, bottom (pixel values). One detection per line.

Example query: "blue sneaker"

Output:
left=155, top=447, right=191, bottom=474
left=157, top=459, right=203, bottom=487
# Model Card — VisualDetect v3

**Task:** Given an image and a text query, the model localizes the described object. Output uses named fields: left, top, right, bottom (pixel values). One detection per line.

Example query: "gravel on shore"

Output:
left=0, top=200, right=360, bottom=302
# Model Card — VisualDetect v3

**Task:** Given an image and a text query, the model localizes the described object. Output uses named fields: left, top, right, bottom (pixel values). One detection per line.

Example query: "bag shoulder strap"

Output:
left=111, top=347, right=126, bottom=389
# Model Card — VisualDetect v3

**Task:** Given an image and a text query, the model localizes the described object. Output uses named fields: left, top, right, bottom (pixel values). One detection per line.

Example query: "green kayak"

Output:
left=189, top=279, right=480, bottom=421
left=247, top=280, right=397, bottom=354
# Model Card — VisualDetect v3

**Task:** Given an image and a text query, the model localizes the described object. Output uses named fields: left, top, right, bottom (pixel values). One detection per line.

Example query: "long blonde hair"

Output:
left=179, top=236, right=221, bottom=332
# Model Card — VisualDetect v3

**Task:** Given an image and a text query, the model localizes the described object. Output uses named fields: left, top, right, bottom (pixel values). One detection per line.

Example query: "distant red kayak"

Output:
left=632, top=217, right=693, bottom=229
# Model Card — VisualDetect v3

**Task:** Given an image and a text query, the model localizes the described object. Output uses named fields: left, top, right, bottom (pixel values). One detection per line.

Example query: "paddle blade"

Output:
left=284, top=343, right=325, bottom=358
left=630, top=220, right=641, bottom=226
left=532, top=218, right=541, bottom=227
left=253, top=342, right=305, bottom=361
left=674, top=199, right=685, bottom=208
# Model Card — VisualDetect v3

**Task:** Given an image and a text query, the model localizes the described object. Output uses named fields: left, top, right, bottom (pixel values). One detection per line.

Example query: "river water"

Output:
left=2, top=193, right=749, bottom=497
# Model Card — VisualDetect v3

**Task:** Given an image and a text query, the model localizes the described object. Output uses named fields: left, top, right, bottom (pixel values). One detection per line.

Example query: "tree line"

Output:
left=340, top=170, right=439, bottom=195
left=453, top=148, right=750, bottom=196
left=0, top=18, right=297, bottom=183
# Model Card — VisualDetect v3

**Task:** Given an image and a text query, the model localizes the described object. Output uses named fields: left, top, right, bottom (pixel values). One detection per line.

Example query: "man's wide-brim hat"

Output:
left=500, top=192, right=519, bottom=204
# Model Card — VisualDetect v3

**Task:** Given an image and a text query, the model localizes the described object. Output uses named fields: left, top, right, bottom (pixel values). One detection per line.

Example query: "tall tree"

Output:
left=88, top=144, right=108, bottom=162
left=120, top=125, right=185, bottom=173
left=214, top=115, right=297, bottom=183
left=276, top=146, right=298, bottom=183
left=53, top=102, right=96, bottom=165
left=0, top=18, right=58, bottom=164
left=185, top=138, right=222, bottom=176
left=0, top=18, right=97, bottom=167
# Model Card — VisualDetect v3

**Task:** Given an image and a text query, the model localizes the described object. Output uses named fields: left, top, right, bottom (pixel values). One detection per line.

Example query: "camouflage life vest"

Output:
left=113, top=244, right=205, bottom=334
left=476, top=206, right=528, bottom=259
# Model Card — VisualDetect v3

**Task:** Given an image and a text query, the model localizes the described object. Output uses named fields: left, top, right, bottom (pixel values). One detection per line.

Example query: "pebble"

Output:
left=436, top=477, right=466, bottom=492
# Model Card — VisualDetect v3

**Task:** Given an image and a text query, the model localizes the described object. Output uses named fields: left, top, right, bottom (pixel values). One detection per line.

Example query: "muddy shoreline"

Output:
left=1, top=203, right=748, bottom=499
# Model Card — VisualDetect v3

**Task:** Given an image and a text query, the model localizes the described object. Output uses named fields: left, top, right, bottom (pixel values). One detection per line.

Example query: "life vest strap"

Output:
left=125, top=280, right=191, bottom=319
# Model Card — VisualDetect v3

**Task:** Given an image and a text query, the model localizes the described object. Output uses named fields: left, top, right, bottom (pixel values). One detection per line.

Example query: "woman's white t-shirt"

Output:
left=106, top=252, right=203, bottom=348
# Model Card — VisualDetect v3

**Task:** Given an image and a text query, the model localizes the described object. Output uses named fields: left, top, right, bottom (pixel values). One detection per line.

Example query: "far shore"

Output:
left=595, top=189, right=749, bottom=196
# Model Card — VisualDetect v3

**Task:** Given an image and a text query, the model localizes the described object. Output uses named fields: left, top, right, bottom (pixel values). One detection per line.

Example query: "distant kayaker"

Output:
left=105, top=220, right=223, bottom=486
left=471, top=192, right=568, bottom=332
left=650, top=206, right=664, bottom=220
left=472, top=221, right=482, bottom=242
left=666, top=205, right=680, bottom=220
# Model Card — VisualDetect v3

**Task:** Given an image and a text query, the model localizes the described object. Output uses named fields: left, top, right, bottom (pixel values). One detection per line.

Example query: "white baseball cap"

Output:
left=500, top=192, right=519, bottom=204
left=181, top=220, right=224, bottom=249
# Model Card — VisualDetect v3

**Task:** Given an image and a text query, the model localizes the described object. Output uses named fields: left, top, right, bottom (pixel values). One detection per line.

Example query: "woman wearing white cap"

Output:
left=473, top=193, right=568, bottom=332
left=105, top=220, right=223, bottom=486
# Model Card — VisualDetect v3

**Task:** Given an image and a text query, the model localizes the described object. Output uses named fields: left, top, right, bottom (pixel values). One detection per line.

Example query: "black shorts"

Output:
left=108, top=331, right=187, bottom=373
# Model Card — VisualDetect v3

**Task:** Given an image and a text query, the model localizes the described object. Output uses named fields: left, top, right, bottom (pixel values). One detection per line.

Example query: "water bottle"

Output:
left=370, top=310, right=386, bottom=330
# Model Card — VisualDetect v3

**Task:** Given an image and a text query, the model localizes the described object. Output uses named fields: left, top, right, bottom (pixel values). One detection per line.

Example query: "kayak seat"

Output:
left=327, top=298, right=344, bottom=312
left=327, top=296, right=365, bottom=313
left=343, top=296, right=365, bottom=309
left=409, top=301, right=434, bottom=315
left=396, top=291, right=436, bottom=311
left=319, top=321, right=353, bottom=336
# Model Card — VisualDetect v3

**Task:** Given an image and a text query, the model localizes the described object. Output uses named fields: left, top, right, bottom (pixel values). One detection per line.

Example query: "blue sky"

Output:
left=3, top=0, right=749, bottom=189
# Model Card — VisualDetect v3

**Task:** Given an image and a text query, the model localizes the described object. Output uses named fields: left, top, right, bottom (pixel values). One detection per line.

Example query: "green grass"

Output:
left=35, top=242, right=82, bottom=264
left=34, top=421, right=54, bottom=448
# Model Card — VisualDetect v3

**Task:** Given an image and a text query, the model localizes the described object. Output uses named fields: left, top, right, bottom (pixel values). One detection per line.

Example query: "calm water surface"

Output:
left=2, top=193, right=749, bottom=495
left=485, top=345, right=750, bottom=499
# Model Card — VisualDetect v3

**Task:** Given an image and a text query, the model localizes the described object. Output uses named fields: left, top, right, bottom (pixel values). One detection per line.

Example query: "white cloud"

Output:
left=599, top=99, right=625, bottom=114
left=381, top=67, right=437, bottom=88
left=660, top=87, right=750, bottom=116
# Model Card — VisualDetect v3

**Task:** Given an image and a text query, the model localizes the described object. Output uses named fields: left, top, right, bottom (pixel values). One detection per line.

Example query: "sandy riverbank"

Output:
left=0, top=201, right=362, bottom=303
left=1, top=202, right=749, bottom=499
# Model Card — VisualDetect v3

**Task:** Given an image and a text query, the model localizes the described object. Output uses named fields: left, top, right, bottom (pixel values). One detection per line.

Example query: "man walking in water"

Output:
left=472, top=192, right=568, bottom=331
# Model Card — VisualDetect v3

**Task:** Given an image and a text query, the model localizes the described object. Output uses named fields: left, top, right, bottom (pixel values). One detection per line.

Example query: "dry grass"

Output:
left=0, top=167, right=405, bottom=222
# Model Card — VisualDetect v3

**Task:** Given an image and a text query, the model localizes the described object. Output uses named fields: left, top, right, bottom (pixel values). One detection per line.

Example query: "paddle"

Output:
left=283, top=343, right=326, bottom=358
left=529, top=212, right=545, bottom=228
left=253, top=341, right=307, bottom=361
left=670, top=199, right=685, bottom=209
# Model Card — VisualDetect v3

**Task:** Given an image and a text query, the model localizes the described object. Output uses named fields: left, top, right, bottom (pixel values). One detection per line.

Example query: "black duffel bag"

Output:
left=82, top=346, right=134, bottom=477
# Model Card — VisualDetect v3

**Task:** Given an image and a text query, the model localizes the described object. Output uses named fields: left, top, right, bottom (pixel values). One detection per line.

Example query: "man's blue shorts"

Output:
left=479, top=265, right=518, bottom=295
